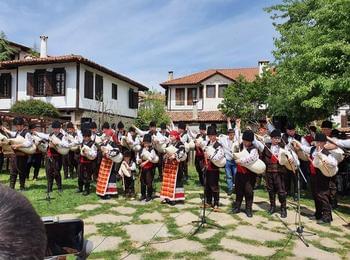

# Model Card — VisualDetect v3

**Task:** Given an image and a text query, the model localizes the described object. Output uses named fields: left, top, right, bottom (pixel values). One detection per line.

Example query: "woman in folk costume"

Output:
left=232, top=130, right=259, bottom=217
left=136, top=133, right=157, bottom=202
left=160, top=130, right=187, bottom=205
left=255, top=129, right=288, bottom=218
left=96, top=124, right=121, bottom=199
left=77, top=129, right=97, bottom=196
left=203, top=126, right=225, bottom=212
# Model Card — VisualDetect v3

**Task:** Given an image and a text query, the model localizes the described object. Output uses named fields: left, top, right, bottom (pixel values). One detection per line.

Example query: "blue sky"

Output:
left=0, top=0, right=281, bottom=91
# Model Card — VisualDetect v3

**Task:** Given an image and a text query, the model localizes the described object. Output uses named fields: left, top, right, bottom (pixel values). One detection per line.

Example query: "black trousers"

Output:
left=329, top=175, right=337, bottom=207
left=124, top=176, right=135, bottom=195
left=0, top=152, right=4, bottom=173
left=78, top=162, right=93, bottom=191
left=310, top=173, right=322, bottom=218
left=10, top=154, right=28, bottom=189
left=285, top=170, right=297, bottom=196
left=266, top=171, right=287, bottom=208
left=141, top=168, right=153, bottom=198
left=315, top=171, right=332, bottom=221
left=156, top=153, right=164, bottom=179
left=46, top=156, right=63, bottom=192
left=235, top=171, right=256, bottom=210
left=205, top=168, right=220, bottom=206
left=195, top=156, right=205, bottom=186
left=62, top=151, right=78, bottom=178
left=26, top=153, right=42, bottom=179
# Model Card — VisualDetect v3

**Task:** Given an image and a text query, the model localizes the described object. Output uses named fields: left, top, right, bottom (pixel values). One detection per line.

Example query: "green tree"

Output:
left=0, top=31, right=15, bottom=61
left=265, top=0, right=350, bottom=125
left=135, top=91, right=170, bottom=130
left=10, top=99, right=60, bottom=118
left=218, top=74, right=270, bottom=123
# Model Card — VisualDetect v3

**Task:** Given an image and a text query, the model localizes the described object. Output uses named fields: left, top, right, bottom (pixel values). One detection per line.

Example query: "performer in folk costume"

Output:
left=232, top=130, right=259, bottom=217
left=26, top=123, right=43, bottom=181
left=219, top=117, right=240, bottom=196
left=2, top=117, right=33, bottom=190
left=160, top=130, right=187, bottom=205
left=77, top=129, right=97, bottom=196
left=40, top=120, right=70, bottom=193
left=255, top=129, right=288, bottom=218
left=0, top=120, right=4, bottom=174
left=299, top=133, right=338, bottom=223
left=177, top=121, right=190, bottom=181
left=304, top=125, right=317, bottom=146
left=119, top=150, right=137, bottom=198
left=136, top=133, right=157, bottom=202
left=114, top=121, right=127, bottom=148
left=156, top=122, right=169, bottom=181
left=193, top=123, right=207, bottom=186
left=62, top=122, right=81, bottom=179
left=204, top=126, right=225, bottom=212
left=96, top=125, right=120, bottom=199
left=281, top=123, right=309, bottom=200
left=320, top=120, right=338, bottom=209
left=90, top=121, right=102, bottom=182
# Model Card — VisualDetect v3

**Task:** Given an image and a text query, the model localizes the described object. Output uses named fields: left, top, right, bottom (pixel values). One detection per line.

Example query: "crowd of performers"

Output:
left=0, top=116, right=349, bottom=225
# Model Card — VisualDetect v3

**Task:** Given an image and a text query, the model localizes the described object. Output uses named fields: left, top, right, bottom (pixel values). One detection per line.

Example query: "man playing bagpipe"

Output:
left=62, top=122, right=81, bottom=179
left=119, top=150, right=137, bottom=198
left=26, top=123, right=43, bottom=181
left=77, top=129, right=97, bottom=196
left=136, top=133, right=158, bottom=202
left=160, top=130, right=187, bottom=206
left=203, top=126, right=225, bottom=212
left=192, top=123, right=207, bottom=186
left=177, top=121, right=190, bottom=181
left=2, top=117, right=33, bottom=191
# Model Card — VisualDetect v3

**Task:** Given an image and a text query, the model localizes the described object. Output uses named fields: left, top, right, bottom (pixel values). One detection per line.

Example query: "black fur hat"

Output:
left=199, top=123, right=206, bottom=130
left=123, top=150, right=132, bottom=158
left=82, top=128, right=92, bottom=137
left=207, top=126, right=217, bottom=136
left=143, top=133, right=152, bottom=143
left=149, top=121, right=157, bottom=128
left=321, top=120, right=332, bottom=129
left=160, top=122, right=167, bottom=130
left=13, top=117, right=24, bottom=126
left=117, top=121, right=124, bottom=129
left=90, top=122, right=97, bottom=129
left=102, top=122, right=110, bottom=130
left=51, top=120, right=61, bottom=129
left=66, top=122, right=74, bottom=129
left=286, top=122, right=296, bottom=130
left=242, top=130, right=254, bottom=142
left=178, top=121, right=186, bottom=130
left=29, top=123, right=38, bottom=130
left=314, top=133, right=327, bottom=142
left=270, top=129, right=281, bottom=138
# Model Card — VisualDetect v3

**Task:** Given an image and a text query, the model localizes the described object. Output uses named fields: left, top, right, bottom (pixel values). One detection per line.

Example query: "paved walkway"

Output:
left=58, top=193, right=350, bottom=259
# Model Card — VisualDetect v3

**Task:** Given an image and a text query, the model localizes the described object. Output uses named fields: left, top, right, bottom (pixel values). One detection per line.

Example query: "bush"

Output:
left=10, top=99, right=60, bottom=118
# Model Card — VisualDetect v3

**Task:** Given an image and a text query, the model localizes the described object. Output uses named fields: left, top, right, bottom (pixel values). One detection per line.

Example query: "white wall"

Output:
left=79, top=64, right=138, bottom=118
left=168, top=85, right=203, bottom=111
left=167, top=74, right=234, bottom=112
left=0, top=69, right=17, bottom=110
left=17, top=62, right=77, bottom=108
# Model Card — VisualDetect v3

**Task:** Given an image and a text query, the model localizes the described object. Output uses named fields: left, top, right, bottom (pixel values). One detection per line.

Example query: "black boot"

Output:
left=76, top=186, right=83, bottom=193
left=280, top=207, right=287, bottom=218
left=268, top=193, right=276, bottom=214
left=246, top=207, right=253, bottom=218
left=279, top=194, right=287, bottom=218
left=232, top=201, right=241, bottom=214
left=83, top=184, right=90, bottom=196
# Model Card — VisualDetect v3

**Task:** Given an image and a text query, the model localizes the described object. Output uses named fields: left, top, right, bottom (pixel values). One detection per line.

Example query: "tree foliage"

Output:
left=264, top=0, right=350, bottom=125
left=218, top=74, right=270, bottom=123
left=0, top=31, right=15, bottom=61
left=135, top=91, right=170, bottom=130
left=10, top=99, right=60, bottom=118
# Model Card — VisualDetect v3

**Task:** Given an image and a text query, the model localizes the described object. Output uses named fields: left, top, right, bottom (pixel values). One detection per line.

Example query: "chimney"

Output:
left=192, top=100, right=198, bottom=120
left=40, top=35, right=48, bottom=58
left=168, top=71, right=174, bottom=81
left=258, top=60, right=269, bottom=77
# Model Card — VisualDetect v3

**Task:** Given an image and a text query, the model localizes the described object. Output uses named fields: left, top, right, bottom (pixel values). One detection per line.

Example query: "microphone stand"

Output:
left=282, top=138, right=316, bottom=247
left=191, top=155, right=222, bottom=236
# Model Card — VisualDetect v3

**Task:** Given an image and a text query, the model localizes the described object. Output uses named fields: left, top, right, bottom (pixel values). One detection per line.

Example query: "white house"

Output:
left=0, top=37, right=148, bottom=126
left=160, top=65, right=262, bottom=126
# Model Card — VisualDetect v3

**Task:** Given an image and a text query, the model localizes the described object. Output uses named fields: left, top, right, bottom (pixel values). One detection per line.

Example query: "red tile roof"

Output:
left=167, top=111, right=226, bottom=123
left=0, top=55, right=148, bottom=91
left=160, top=68, right=259, bottom=88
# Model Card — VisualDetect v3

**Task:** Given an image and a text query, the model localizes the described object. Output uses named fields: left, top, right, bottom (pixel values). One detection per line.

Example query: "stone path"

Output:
left=59, top=193, right=350, bottom=259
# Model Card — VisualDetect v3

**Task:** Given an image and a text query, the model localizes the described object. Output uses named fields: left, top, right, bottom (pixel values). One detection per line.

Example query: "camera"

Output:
left=42, top=217, right=92, bottom=259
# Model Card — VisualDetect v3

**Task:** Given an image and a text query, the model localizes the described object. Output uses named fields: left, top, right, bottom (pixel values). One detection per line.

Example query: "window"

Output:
left=95, top=74, right=103, bottom=101
left=129, top=89, right=139, bottom=109
left=206, top=85, right=215, bottom=98
left=84, top=70, right=93, bottom=99
left=53, top=68, right=65, bottom=95
left=175, top=88, right=185, bottom=106
left=112, top=83, right=118, bottom=100
left=0, top=73, right=11, bottom=98
left=34, top=70, right=46, bottom=96
left=218, top=84, right=228, bottom=98
left=187, top=88, right=197, bottom=105
left=199, top=86, right=203, bottom=99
